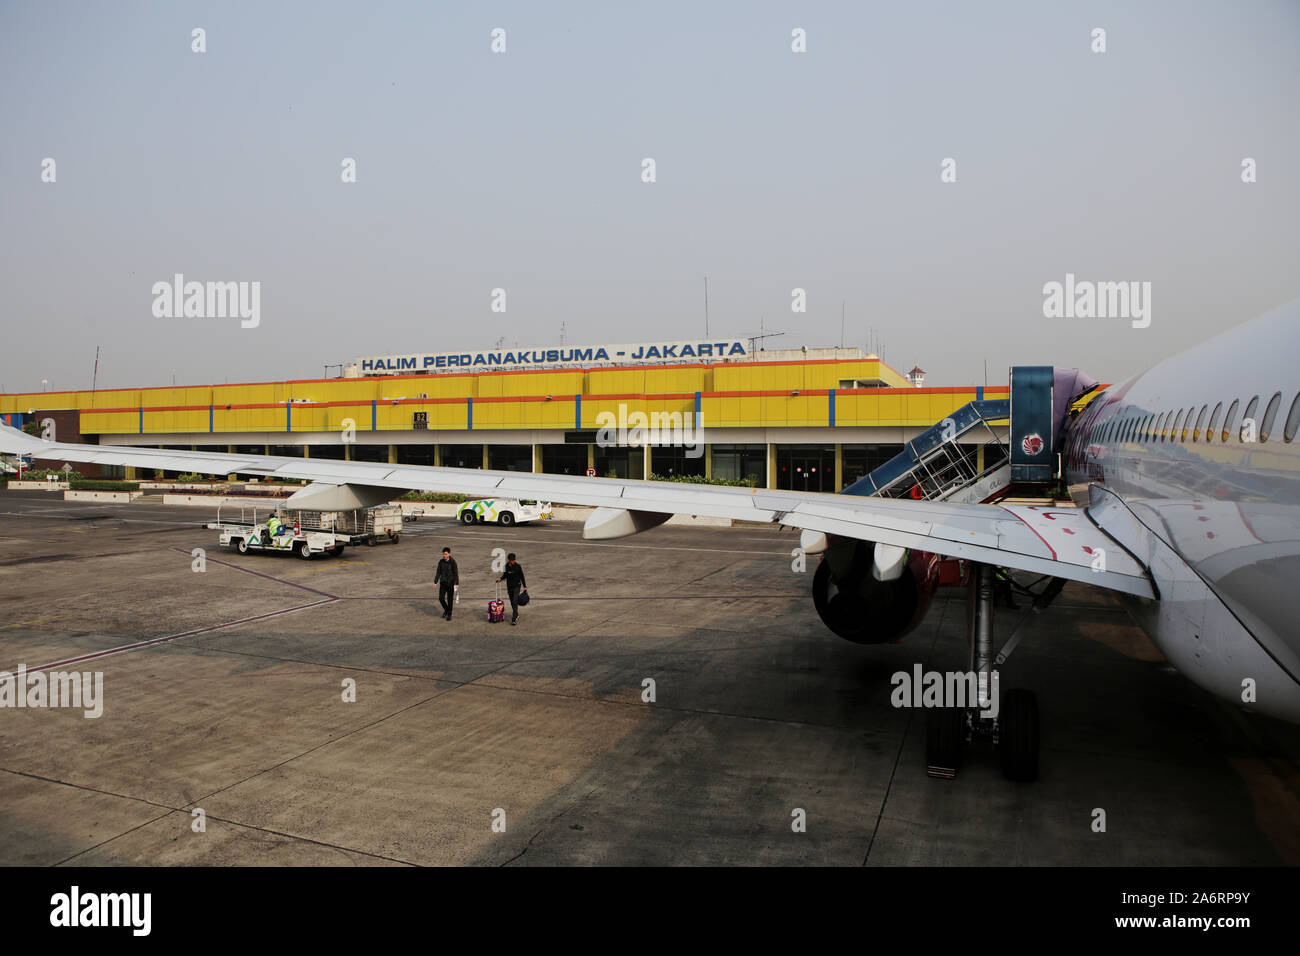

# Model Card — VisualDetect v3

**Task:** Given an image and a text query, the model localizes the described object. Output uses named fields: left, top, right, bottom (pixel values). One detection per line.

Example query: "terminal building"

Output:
left=0, top=337, right=1009, bottom=494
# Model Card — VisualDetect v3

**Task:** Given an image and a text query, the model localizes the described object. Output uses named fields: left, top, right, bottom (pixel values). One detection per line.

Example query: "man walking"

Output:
left=434, top=547, right=459, bottom=620
left=496, top=552, right=527, bottom=625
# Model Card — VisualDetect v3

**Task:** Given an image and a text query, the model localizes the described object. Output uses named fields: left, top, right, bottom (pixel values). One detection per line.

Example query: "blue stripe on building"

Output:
left=829, top=388, right=836, bottom=427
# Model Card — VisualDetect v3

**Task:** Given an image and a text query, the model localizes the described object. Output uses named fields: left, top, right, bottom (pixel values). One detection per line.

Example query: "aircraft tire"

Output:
left=926, top=706, right=964, bottom=779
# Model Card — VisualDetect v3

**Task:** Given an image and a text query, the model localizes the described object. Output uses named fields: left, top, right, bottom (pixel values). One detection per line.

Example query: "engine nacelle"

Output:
left=811, top=536, right=938, bottom=644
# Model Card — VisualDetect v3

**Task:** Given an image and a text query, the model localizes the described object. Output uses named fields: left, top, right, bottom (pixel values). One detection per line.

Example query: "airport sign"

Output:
left=356, top=338, right=749, bottom=374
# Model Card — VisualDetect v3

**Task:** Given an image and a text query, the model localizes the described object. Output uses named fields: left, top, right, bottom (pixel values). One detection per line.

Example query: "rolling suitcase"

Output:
left=488, top=582, right=506, bottom=623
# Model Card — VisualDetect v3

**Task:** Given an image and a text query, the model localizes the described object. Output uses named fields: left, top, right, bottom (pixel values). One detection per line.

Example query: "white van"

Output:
left=456, top=497, right=553, bottom=526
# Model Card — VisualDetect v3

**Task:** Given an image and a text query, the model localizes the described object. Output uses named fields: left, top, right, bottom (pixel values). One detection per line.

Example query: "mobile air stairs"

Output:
left=843, top=366, right=1070, bottom=504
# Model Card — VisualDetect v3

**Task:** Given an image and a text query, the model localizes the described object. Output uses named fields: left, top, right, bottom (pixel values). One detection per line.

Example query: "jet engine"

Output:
left=811, top=535, right=939, bottom=644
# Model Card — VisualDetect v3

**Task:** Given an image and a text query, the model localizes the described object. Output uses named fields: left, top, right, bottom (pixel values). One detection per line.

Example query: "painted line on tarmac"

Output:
left=9, top=548, right=343, bottom=674
left=167, top=547, right=339, bottom=598
left=12, top=598, right=339, bottom=674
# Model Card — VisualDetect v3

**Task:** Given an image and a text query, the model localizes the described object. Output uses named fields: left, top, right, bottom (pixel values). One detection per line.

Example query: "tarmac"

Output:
left=0, top=488, right=1297, bottom=866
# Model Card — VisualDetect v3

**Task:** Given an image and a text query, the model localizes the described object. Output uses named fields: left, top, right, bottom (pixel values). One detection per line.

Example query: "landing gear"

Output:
left=925, top=706, right=965, bottom=779
left=924, top=563, right=1044, bottom=782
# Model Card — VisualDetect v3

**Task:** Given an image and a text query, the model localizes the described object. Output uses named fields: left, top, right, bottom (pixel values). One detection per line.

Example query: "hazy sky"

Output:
left=2, top=0, right=1297, bottom=394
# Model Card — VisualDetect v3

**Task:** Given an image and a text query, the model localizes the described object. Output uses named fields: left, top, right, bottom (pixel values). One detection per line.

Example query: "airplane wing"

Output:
left=0, top=423, right=1155, bottom=598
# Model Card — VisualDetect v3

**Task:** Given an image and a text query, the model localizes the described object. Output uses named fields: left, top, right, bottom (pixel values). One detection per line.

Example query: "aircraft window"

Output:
left=1206, top=403, right=1223, bottom=442
left=1259, top=392, right=1282, bottom=442
left=1158, top=411, right=1170, bottom=441
left=1192, top=405, right=1208, bottom=442
left=1222, top=399, right=1239, bottom=442
left=1145, top=414, right=1155, bottom=441
left=1285, top=393, right=1300, bottom=443
left=1181, top=406, right=1196, bottom=442
left=1240, top=396, right=1259, bottom=442
left=1171, top=409, right=1186, bottom=442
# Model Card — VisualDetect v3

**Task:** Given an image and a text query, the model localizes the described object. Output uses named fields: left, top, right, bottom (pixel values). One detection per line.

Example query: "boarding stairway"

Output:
left=845, top=399, right=1014, bottom=504
left=844, top=365, right=1069, bottom=505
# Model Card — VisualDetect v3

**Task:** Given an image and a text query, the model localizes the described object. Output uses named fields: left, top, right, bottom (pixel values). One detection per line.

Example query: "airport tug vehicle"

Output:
left=207, top=504, right=405, bottom=559
left=455, top=497, right=553, bottom=526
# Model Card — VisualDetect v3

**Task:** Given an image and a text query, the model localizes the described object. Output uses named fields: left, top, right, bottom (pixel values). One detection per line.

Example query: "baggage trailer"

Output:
left=293, top=504, right=405, bottom=545
left=206, top=504, right=350, bottom=560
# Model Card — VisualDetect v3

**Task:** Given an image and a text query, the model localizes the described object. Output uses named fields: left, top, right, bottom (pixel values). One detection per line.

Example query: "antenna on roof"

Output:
left=703, top=275, right=710, bottom=337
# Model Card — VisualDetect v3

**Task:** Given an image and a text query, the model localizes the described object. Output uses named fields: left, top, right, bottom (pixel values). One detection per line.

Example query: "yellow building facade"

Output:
left=1, top=355, right=1008, bottom=493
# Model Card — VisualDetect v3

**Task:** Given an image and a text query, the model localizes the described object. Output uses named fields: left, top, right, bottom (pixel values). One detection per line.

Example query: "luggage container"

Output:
left=294, top=504, right=405, bottom=545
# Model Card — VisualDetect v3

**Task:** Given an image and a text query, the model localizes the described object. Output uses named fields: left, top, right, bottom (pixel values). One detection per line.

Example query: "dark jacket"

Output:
left=498, top=562, right=526, bottom=590
left=434, top=557, right=459, bottom=586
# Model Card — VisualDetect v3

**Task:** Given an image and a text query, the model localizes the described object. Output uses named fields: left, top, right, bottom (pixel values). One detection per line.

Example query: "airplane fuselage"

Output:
left=1061, top=300, right=1300, bottom=720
